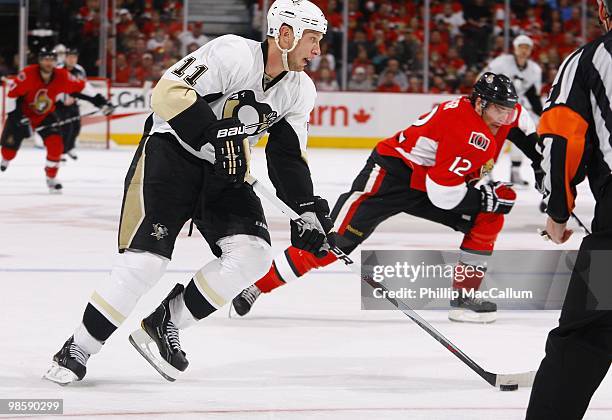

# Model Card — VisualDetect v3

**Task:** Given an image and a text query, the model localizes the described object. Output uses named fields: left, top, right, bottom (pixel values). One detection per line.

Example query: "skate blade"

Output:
left=48, top=189, right=63, bottom=195
left=42, top=361, right=79, bottom=386
left=128, top=328, right=181, bottom=382
left=448, top=309, right=497, bottom=324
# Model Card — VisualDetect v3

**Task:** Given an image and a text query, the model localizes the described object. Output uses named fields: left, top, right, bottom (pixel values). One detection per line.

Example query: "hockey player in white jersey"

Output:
left=483, top=35, right=542, bottom=186
left=44, top=0, right=332, bottom=384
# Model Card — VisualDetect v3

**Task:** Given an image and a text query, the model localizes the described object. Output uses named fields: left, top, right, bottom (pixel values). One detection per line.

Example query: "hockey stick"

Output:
left=34, top=86, right=151, bottom=133
left=570, top=212, right=591, bottom=235
left=246, top=174, right=536, bottom=389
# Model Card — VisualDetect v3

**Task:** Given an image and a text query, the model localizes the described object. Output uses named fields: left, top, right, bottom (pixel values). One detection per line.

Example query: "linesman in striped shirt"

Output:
left=527, top=1, right=612, bottom=418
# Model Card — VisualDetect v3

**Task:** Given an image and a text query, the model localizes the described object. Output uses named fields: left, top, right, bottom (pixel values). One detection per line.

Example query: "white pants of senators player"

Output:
left=74, top=234, right=272, bottom=355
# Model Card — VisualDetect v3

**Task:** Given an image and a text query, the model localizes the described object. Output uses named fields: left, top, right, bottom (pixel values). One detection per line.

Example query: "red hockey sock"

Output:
left=460, top=212, right=505, bottom=254
left=255, top=247, right=338, bottom=293
left=255, top=263, right=285, bottom=293
left=1, top=147, right=17, bottom=161
left=44, top=134, right=63, bottom=178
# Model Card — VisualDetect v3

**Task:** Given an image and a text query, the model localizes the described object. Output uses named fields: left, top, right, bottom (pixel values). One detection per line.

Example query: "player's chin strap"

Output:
left=274, top=37, right=299, bottom=72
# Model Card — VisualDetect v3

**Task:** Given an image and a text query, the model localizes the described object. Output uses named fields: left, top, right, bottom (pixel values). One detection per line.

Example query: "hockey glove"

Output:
left=91, top=94, right=115, bottom=116
left=291, top=196, right=334, bottom=258
left=480, top=181, right=516, bottom=214
left=7, top=111, right=32, bottom=139
left=207, top=117, right=249, bottom=183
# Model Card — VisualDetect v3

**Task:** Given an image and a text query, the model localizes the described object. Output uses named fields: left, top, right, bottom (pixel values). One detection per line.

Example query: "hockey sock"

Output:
left=44, top=134, right=63, bottom=178
left=255, top=246, right=338, bottom=293
left=460, top=212, right=504, bottom=255
left=1, top=147, right=17, bottom=161
left=183, top=235, right=271, bottom=321
left=80, top=251, right=168, bottom=343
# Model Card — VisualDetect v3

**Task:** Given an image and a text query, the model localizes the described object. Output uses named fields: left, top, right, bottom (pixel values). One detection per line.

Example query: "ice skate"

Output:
left=43, top=336, right=89, bottom=385
left=129, top=283, right=188, bottom=381
left=449, top=292, right=497, bottom=323
left=46, top=177, right=63, bottom=194
left=231, top=284, right=262, bottom=316
left=0, top=159, right=8, bottom=172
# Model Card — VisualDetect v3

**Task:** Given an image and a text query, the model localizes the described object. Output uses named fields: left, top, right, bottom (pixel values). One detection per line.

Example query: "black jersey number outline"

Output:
left=171, top=57, right=208, bottom=86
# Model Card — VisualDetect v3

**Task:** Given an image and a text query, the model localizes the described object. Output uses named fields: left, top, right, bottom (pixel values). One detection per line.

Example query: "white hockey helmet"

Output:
left=267, top=0, right=327, bottom=39
left=512, top=34, right=533, bottom=48
left=267, top=0, right=327, bottom=71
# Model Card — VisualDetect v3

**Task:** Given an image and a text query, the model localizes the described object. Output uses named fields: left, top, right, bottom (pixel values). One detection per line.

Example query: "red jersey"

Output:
left=8, top=65, right=86, bottom=127
left=376, top=97, right=535, bottom=210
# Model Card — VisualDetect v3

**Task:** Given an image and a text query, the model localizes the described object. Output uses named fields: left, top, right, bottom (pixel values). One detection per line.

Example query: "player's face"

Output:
left=65, top=54, right=78, bottom=68
left=514, top=44, right=532, bottom=61
left=482, top=103, right=517, bottom=132
left=39, top=57, right=57, bottom=73
left=289, top=30, right=323, bottom=72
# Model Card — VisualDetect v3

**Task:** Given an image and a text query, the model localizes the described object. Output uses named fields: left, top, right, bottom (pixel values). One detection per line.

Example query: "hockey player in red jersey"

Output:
left=233, top=72, right=543, bottom=323
left=0, top=48, right=110, bottom=193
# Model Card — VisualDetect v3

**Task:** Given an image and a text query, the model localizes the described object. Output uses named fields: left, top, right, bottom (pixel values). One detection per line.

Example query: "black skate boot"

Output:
left=129, top=283, right=188, bottom=381
left=43, top=336, right=90, bottom=385
left=449, top=292, right=497, bottom=324
left=0, top=159, right=8, bottom=172
left=231, top=285, right=262, bottom=316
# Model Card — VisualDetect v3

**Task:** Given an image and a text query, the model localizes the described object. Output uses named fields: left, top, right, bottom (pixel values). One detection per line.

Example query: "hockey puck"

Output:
left=500, top=384, right=519, bottom=391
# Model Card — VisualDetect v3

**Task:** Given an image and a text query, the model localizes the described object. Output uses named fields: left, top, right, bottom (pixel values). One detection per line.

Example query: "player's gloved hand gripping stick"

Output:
left=246, top=174, right=535, bottom=391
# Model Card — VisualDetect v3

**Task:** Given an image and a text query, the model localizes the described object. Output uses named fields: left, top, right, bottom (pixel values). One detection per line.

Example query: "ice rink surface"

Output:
left=1, top=146, right=610, bottom=420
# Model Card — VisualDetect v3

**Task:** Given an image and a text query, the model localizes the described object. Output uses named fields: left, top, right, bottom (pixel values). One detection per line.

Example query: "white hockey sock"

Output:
left=184, top=235, right=272, bottom=319
left=169, top=293, right=198, bottom=330
left=73, top=323, right=104, bottom=355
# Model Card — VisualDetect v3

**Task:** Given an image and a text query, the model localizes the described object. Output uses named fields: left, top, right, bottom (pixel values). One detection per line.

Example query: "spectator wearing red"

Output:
left=405, top=75, right=423, bottom=93
left=378, top=58, right=408, bottom=91
left=429, top=30, right=449, bottom=57
left=376, top=71, right=402, bottom=93
left=134, top=52, right=155, bottom=83
left=115, top=53, right=132, bottom=83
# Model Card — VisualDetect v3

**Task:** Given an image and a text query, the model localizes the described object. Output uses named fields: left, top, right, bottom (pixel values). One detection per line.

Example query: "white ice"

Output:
left=0, top=146, right=610, bottom=420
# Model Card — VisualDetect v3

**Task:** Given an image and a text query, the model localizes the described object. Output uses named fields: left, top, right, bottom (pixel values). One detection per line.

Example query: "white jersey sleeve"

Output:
left=284, top=74, right=317, bottom=152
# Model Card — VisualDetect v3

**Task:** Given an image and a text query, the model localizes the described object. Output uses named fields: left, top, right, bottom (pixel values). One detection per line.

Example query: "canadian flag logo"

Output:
left=468, top=131, right=491, bottom=151
left=353, top=108, right=371, bottom=124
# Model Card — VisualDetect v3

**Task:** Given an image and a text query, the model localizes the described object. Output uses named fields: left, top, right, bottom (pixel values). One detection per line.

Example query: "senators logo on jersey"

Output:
left=468, top=132, right=491, bottom=151
left=29, top=89, right=53, bottom=115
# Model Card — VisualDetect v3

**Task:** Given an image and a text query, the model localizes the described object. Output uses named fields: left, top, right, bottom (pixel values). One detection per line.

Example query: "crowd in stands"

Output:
left=50, top=0, right=208, bottom=85
left=291, top=0, right=603, bottom=94
left=29, top=0, right=603, bottom=94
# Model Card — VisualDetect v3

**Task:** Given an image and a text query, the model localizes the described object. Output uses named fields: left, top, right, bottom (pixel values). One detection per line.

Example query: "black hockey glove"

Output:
left=207, top=117, right=249, bottom=183
left=480, top=181, right=516, bottom=214
left=91, top=94, right=115, bottom=116
left=291, top=196, right=334, bottom=258
left=7, top=111, right=32, bottom=139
